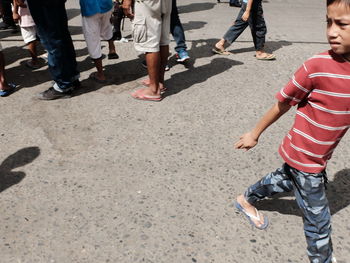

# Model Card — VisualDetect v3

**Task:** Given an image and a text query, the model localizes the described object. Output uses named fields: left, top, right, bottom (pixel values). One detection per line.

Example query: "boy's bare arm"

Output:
left=234, top=101, right=291, bottom=150
left=242, top=0, right=253, bottom=21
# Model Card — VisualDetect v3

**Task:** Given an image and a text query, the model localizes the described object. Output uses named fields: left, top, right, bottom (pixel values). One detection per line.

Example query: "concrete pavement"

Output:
left=1, top=0, right=349, bottom=262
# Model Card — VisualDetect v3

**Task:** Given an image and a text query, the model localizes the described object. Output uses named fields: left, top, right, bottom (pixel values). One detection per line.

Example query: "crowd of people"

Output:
left=0, top=0, right=191, bottom=100
left=1, top=0, right=350, bottom=263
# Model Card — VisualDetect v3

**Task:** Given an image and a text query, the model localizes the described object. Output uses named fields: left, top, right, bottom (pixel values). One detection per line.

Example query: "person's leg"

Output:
left=159, top=44, right=169, bottom=85
left=99, top=10, right=118, bottom=59
left=0, top=49, right=16, bottom=96
left=140, top=45, right=167, bottom=90
left=248, top=1, right=274, bottom=59
left=145, top=51, right=161, bottom=95
left=0, top=50, right=9, bottom=90
left=92, top=57, right=105, bottom=81
left=0, top=0, right=16, bottom=28
left=27, top=40, right=38, bottom=64
left=27, top=0, right=79, bottom=93
left=82, top=13, right=106, bottom=81
left=215, top=4, right=249, bottom=51
left=236, top=164, right=294, bottom=228
left=112, top=2, right=123, bottom=40
left=131, top=0, right=168, bottom=100
left=20, top=26, right=40, bottom=68
left=170, top=0, right=187, bottom=54
left=107, top=39, right=118, bottom=58
left=289, top=167, right=333, bottom=263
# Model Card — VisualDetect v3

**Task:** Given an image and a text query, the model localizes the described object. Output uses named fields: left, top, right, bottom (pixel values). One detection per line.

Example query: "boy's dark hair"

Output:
left=327, top=0, right=350, bottom=6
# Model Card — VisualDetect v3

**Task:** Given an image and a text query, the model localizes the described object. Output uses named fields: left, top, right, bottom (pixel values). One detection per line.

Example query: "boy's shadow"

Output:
left=0, top=147, right=40, bottom=193
left=256, top=169, right=350, bottom=216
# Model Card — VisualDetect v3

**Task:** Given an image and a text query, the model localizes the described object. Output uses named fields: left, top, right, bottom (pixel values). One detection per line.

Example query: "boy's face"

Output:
left=327, top=2, right=350, bottom=60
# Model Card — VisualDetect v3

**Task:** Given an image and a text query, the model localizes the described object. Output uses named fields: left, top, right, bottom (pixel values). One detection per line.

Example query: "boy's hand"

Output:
left=234, top=132, right=258, bottom=150
left=242, top=10, right=250, bottom=21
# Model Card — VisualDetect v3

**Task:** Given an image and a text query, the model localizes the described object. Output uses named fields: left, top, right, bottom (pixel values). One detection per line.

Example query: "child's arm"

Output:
left=234, top=101, right=291, bottom=150
left=242, top=0, right=253, bottom=22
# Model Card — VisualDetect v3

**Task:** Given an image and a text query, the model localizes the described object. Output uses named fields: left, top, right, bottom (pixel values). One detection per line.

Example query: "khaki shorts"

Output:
left=133, top=0, right=172, bottom=53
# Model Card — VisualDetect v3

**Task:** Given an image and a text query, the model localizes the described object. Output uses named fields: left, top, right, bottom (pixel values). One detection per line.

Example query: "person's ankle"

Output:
left=215, top=43, right=224, bottom=49
left=237, top=195, right=250, bottom=207
left=96, top=72, right=106, bottom=80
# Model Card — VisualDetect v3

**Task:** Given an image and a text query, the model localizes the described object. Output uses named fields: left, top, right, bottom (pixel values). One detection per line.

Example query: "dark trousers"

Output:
left=223, top=0, right=266, bottom=50
left=26, top=0, right=79, bottom=90
left=170, top=0, right=187, bottom=53
left=0, top=0, right=16, bottom=26
left=112, top=1, right=124, bottom=40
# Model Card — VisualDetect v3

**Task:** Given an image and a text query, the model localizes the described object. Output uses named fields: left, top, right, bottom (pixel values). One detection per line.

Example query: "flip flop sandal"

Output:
left=234, top=201, right=269, bottom=230
left=108, top=53, right=119, bottom=59
left=0, top=83, right=17, bottom=97
left=212, top=46, right=231, bottom=55
left=256, top=54, right=276, bottom=60
left=131, top=88, right=162, bottom=102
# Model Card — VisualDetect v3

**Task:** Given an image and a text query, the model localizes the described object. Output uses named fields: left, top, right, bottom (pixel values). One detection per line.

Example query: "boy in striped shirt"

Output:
left=234, top=0, right=350, bottom=262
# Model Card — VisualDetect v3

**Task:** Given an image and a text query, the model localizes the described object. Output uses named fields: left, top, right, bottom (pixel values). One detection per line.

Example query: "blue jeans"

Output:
left=26, top=0, right=79, bottom=91
left=245, top=163, right=333, bottom=263
left=223, top=0, right=266, bottom=50
left=170, top=0, right=187, bottom=53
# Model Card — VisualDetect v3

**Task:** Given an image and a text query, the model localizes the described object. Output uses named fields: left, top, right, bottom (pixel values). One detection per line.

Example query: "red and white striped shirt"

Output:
left=276, top=50, right=350, bottom=173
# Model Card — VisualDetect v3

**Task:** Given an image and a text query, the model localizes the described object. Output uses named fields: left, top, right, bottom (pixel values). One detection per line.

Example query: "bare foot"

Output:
left=214, top=42, right=225, bottom=52
left=141, top=79, right=166, bottom=93
left=141, top=78, right=150, bottom=86
left=131, top=87, right=162, bottom=101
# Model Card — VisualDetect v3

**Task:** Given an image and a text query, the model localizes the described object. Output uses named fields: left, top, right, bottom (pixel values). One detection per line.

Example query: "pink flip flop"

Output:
left=131, top=88, right=162, bottom=102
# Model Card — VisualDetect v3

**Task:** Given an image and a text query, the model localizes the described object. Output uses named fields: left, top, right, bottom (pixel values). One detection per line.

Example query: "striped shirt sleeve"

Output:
left=276, top=63, right=313, bottom=106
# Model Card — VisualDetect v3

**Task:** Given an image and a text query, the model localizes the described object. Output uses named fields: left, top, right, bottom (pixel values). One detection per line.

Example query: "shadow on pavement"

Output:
left=165, top=57, right=243, bottom=96
left=178, top=2, right=216, bottom=14
left=73, top=57, right=147, bottom=96
left=183, top=21, right=207, bottom=31
left=256, top=168, right=350, bottom=216
left=226, top=40, right=293, bottom=54
left=67, top=8, right=80, bottom=21
left=0, top=147, right=40, bottom=193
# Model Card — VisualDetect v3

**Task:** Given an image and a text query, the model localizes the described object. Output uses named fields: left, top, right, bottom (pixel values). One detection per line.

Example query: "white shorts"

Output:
left=21, top=26, right=37, bottom=44
left=133, top=0, right=172, bottom=53
left=0, top=42, right=2, bottom=51
left=82, top=10, right=113, bottom=59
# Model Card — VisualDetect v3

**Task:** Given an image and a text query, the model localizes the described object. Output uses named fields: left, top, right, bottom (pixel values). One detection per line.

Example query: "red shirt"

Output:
left=276, top=50, right=350, bottom=173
